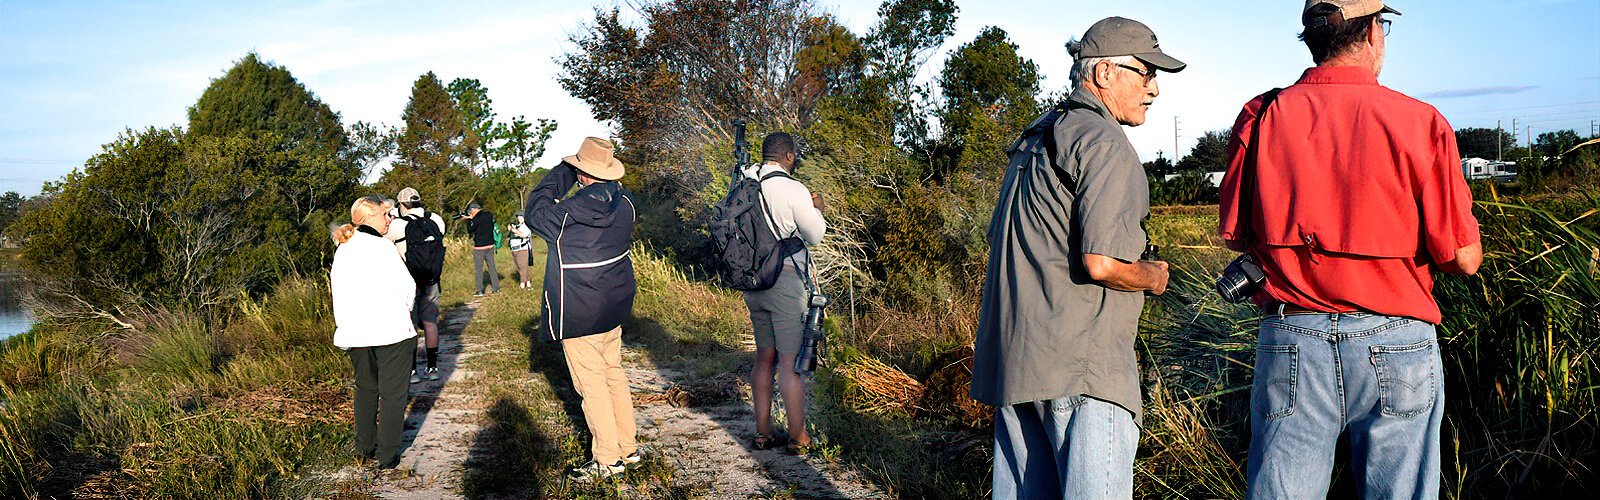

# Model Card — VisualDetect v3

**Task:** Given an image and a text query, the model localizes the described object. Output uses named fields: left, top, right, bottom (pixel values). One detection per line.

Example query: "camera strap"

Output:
left=1237, top=88, right=1283, bottom=249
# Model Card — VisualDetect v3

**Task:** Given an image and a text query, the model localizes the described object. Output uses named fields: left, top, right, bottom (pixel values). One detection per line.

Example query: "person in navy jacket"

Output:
left=524, top=137, right=640, bottom=481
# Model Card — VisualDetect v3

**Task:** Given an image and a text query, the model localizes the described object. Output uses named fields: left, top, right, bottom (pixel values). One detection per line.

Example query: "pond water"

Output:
left=0, top=273, right=33, bottom=342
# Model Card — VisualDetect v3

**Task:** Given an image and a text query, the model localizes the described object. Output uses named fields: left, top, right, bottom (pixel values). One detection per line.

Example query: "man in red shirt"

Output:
left=1218, top=1, right=1482, bottom=498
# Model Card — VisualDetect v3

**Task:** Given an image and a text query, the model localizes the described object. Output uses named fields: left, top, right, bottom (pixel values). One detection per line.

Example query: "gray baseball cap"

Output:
left=1075, top=17, right=1186, bottom=72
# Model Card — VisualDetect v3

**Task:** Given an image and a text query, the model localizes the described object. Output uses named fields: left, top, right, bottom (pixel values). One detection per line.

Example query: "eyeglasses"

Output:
left=1114, top=63, right=1156, bottom=85
left=1379, top=18, right=1391, bottom=36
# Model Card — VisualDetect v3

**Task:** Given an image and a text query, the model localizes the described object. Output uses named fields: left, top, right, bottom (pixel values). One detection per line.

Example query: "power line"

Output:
left=1448, top=100, right=1600, bottom=116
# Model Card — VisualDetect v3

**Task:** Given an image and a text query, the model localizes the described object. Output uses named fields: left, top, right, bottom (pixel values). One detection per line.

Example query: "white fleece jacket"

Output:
left=330, top=229, right=417, bottom=348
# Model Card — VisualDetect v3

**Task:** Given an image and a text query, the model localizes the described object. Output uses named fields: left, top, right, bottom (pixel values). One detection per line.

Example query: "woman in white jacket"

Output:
left=330, top=195, right=416, bottom=469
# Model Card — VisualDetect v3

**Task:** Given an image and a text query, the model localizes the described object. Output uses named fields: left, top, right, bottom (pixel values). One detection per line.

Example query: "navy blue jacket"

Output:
left=524, top=163, right=637, bottom=342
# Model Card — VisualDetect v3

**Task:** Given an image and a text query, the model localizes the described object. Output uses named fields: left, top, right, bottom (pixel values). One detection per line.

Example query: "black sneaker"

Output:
left=426, top=367, right=440, bottom=381
left=409, top=370, right=422, bottom=384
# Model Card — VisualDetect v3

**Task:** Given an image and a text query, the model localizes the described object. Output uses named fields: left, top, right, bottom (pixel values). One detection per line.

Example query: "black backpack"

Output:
left=709, top=170, right=804, bottom=291
left=399, top=210, right=446, bottom=287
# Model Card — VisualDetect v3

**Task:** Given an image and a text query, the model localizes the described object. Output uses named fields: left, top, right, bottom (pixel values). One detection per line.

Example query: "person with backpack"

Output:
left=970, top=17, right=1180, bottom=499
left=463, top=202, right=501, bottom=296
left=737, top=132, right=825, bottom=454
left=385, top=187, right=447, bottom=383
left=331, top=194, right=416, bottom=469
left=523, top=137, right=641, bottom=481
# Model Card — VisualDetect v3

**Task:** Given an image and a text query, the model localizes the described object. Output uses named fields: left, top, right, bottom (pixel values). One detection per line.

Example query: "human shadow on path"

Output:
left=460, top=396, right=556, bottom=499
left=394, top=302, right=474, bottom=458
left=625, top=314, right=856, bottom=498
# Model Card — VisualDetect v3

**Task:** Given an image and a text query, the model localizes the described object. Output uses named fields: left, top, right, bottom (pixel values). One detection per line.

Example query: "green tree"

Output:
left=397, top=72, right=472, bottom=174
left=389, top=72, right=476, bottom=212
left=796, top=14, right=867, bottom=122
left=1143, top=152, right=1174, bottom=178
left=938, top=26, right=1039, bottom=139
left=492, top=116, right=559, bottom=206
left=447, top=78, right=494, bottom=172
left=7, top=127, right=310, bottom=310
left=1535, top=129, right=1583, bottom=159
left=862, top=0, right=959, bottom=147
left=187, top=52, right=348, bottom=158
left=1455, top=127, right=1515, bottom=160
left=346, top=120, right=396, bottom=182
left=1176, top=129, right=1230, bottom=173
left=184, top=53, right=360, bottom=276
left=0, top=191, right=21, bottom=235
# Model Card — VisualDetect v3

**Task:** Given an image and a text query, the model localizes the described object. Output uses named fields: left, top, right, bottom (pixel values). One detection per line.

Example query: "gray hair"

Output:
left=1065, top=37, right=1138, bottom=87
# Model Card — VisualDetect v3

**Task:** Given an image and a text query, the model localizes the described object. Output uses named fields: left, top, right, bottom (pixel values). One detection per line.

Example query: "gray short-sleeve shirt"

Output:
left=970, top=88, right=1151, bottom=426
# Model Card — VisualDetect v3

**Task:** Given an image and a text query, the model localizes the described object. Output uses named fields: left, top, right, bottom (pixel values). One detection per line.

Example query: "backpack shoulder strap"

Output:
left=1024, top=102, right=1072, bottom=191
left=759, top=170, right=791, bottom=182
left=1237, top=88, right=1284, bottom=246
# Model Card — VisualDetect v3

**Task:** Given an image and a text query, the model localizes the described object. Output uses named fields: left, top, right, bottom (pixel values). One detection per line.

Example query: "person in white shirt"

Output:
left=507, top=214, right=534, bottom=289
left=385, top=187, right=448, bottom=383
left=330, top=194, right=416, bottom=469
left=741, top=132, right=826, bottom=454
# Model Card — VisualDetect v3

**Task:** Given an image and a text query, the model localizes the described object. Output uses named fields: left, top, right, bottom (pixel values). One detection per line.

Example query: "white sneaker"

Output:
left=426, top=367, right=440, bottom=381
left=409, top=370, right=422, bottom=384
left=622, top=445, right=650, bottom=465
left=567, top=460, right=624, bottom=481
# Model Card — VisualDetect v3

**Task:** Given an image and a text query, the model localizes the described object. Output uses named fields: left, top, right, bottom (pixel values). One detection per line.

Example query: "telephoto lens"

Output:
left=794, top=293, right=830, bottom=374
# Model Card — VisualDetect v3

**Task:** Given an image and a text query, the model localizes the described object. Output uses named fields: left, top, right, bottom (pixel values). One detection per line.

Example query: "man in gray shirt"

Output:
left=971, top=16, right=1180, bottom=499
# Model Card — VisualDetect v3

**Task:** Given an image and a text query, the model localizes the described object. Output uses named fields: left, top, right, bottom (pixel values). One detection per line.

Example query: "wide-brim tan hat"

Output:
left=563, top=137, right=625, bottom=181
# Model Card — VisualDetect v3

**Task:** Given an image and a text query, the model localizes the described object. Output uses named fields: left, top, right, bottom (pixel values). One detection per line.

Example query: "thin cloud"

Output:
left=1418, top=85, right=1539, bottom=99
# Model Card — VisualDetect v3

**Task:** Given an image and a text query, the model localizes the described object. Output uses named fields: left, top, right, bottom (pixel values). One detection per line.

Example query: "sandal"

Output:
left=785, top=437, right=814, bottom=456
left=752, top=433, right=789, bottom=451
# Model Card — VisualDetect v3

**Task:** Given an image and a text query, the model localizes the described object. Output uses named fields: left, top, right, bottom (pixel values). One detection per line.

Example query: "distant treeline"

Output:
left=1, top=54, right=557, bottom=314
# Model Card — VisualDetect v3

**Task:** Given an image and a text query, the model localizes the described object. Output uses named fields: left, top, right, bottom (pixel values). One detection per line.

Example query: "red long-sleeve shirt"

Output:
left=1218, top=65, right=1480, bottom=324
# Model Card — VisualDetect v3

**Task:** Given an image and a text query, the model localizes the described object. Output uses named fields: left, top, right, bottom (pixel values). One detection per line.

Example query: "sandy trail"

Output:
left=341, top=299, right=883, bottom=499
left=371, top=301, right=481, bottom=499
left=627, top=353, right=887, bottom=499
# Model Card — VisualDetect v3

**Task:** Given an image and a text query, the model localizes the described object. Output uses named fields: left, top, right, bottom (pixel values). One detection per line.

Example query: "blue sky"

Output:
left=2, top=0, right=1597, bottom=196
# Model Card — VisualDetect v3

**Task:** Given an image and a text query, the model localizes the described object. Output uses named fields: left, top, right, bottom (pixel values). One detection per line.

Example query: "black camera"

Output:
left=1215, top=254, right=1267, bottom=303
left=794, top=292, right=829, bottom=374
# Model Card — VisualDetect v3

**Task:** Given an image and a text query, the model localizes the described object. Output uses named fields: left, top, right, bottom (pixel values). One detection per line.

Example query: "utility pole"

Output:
left=1173, top=116, right=1181, bottom=166
left=1591, top=120, right=1597, bottom=139
left=1511, top=118, right=1519, bottom=148
left=1496, top=119, right=1502, bottom=161
left=1526, top=125, right=1532, bottom=156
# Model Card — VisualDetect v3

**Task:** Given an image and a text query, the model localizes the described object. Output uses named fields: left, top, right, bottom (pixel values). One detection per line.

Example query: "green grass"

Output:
left=0, top=276, right=352, bottom=499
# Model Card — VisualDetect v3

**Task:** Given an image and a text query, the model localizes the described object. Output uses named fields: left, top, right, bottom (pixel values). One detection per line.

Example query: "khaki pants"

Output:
left=561, top=326, right=637, bottom=464
left=512, top=249, right=531, bottom=285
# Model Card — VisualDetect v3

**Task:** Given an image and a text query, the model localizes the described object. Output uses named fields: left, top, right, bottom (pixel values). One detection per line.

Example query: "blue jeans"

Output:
left=993, top=396, right=1136, bottom=499
left=1246, top=312, right=1444, bottom=499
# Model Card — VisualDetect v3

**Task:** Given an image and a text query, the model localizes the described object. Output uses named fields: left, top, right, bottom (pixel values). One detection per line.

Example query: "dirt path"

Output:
left=626, top=349, right=887, bottom=499
left=334, top=298, right=884, bottom=498
left=372, top=301, right=483, bottom=499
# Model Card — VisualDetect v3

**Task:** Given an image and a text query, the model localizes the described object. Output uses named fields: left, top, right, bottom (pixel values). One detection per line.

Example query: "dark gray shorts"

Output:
left=412, top=283, right=440, bottom=327
left=742, top=269, right=807, bottom=353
